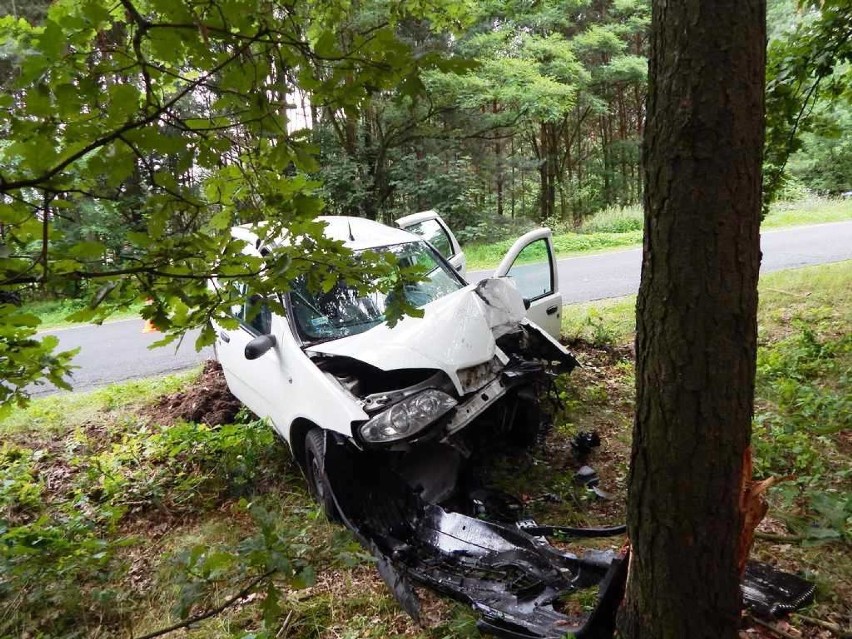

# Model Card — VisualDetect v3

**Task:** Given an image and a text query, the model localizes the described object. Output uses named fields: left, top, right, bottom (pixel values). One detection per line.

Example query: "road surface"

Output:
left=33, top=221, right=852, bottom=395
left=469, top=220, right=852, bottom=303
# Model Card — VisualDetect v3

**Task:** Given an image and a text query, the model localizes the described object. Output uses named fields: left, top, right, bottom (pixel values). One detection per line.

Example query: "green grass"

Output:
left=0, top=365, right=481, bottom=639
left=561, top=296, right=637, bottom=347
left=23, top=297, right=144, bottom=331
left=465, top=197, right=852, bottom=271
left=763, top=196, right=852, bottom=229
left=465, top=230, right=642, bottom=271
left=560, top=259, right=852, bottom=346
left=0, top=369, right=198, bottom=436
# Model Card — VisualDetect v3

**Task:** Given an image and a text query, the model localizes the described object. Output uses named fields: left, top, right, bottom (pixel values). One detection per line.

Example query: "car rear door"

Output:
left=396, top=210, right=466, bottom=279
left=494, top=228, right=562, bottom=339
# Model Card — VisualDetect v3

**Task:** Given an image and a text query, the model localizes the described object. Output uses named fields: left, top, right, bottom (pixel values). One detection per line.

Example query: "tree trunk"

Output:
left=538, top=123, right=557, bottom=222
left=617, top=0, right=765, bottom=637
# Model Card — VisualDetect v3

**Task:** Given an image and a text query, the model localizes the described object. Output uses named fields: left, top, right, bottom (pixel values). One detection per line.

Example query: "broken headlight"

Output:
left=359, top=389, right=457, bottom=443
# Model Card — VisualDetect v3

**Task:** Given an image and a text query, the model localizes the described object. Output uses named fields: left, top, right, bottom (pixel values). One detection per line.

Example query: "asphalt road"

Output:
left=470, top=220, right=852, bottom=303
left=31, top=321, right=213, bottom=397
left=33, top=221, right=852, bottom=395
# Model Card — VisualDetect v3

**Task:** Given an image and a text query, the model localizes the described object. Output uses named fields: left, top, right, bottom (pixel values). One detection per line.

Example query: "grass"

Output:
left=0, top=369, right=198, bottom=436
left=1, top=262, right=849, bottom=638
left=559, top=259, right=852, bottom=346
left=464, top=196, right=852, bottom=271
left=465, top=230, right=642, bottom=271
left=763, top=196, right=852, bottom=229
left=23, top=297, right=144, bottom=331
left=0, top=368, right=480, bottom=639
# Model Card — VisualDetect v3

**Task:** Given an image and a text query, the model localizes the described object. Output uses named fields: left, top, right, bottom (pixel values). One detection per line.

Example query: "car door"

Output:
left=214, top=292, right=284, bottom=421
left=396, top=210, right=466, bottom=279
left=494, top=228, right=562, bottom=339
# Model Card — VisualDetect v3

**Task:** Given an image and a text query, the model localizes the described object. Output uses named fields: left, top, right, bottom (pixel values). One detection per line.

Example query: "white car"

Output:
left=214, top=213, right=576, bottom=513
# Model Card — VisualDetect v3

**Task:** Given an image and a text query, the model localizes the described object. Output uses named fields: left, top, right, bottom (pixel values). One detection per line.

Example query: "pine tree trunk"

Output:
left=617, top=0, right=765, bottom=637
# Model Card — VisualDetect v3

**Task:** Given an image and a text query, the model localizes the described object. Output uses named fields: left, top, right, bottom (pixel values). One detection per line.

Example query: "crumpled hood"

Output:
left=306, top=278, right=526, bottom=393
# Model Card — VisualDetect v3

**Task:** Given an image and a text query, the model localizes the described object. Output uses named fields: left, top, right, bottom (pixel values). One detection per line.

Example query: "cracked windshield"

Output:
left=291, top=241, right=463, bottom=341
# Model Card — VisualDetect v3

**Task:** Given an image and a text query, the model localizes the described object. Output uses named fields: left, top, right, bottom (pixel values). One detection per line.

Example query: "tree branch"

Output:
left=792, top=613, right=851, bottom=638
left=746, top=615, right=801, bottom=639
left=0, top=32, right=266, bottom=193
left=39, top=193, right=50, bottom=285
left=132, top=570, right=276, bottom=639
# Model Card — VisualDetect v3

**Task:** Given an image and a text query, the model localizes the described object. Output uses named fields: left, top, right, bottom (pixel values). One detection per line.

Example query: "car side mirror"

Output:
left=523, top=298, right=531, bottom=310
left=245, top=334, right=277, bottom=360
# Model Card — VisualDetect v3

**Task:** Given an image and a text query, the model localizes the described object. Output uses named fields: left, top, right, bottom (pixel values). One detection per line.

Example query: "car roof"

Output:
left=233, top=216, right=419, bottom=252
left=318, top=216, right=418, bottom=250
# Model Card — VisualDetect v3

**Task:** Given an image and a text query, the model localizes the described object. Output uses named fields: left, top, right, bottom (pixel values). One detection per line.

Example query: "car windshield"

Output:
left=291, top=241, right=464, bottom=343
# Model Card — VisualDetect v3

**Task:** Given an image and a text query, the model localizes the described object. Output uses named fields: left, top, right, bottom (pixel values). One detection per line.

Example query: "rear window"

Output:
left=403, top=218, right=454, bottom=259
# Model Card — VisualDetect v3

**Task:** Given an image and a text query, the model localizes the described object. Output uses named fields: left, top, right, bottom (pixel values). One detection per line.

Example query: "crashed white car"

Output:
left=215, top=212, right=577, bottom=513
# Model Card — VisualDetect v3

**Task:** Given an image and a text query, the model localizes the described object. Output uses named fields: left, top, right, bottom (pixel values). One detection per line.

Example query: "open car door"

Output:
left=396, top=210, right=466, bottom=279
left=494, top=228, right=562, bottom=339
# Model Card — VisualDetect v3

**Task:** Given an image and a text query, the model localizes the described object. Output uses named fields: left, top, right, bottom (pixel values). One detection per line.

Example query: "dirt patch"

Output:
left=143, top=360, right=243, bottom=426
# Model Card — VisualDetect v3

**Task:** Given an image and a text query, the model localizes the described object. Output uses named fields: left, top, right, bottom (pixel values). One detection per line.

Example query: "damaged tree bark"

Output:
left=618, top=0, right=765, bottom=637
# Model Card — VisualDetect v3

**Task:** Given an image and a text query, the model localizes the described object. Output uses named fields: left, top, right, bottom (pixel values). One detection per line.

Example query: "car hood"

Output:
left=305, top=278, right=526, bottom=394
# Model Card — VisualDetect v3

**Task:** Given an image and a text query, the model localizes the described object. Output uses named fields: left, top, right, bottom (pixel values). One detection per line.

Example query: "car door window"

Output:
left=232, top=285, right=272, bottom=335
left=504, top=239, right=553, bottom=301
left=404, top=218, right=454, bottom=259
left=244, top=295, right=272, bottom=335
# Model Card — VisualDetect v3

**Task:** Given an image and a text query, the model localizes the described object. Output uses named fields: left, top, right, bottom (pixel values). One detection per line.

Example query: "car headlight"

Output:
left=359, top=389, right=457, bottom=443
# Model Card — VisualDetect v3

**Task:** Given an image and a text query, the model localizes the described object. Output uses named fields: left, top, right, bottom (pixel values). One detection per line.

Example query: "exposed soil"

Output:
left=143, top=360, right=243, bottom=426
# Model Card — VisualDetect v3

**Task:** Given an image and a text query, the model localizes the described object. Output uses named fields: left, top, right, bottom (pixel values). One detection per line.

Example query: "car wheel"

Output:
left=304, top=428, right=340, bottom=521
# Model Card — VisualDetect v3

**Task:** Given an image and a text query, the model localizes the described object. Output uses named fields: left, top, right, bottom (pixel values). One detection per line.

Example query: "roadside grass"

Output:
left=465, top=229, right=642, bottom=272
left=0, top=369, right=197, bottom=437
left=0, top=370, right=477, bottom=639
left=763, top=196, right=852, bottom=229
left=23, top=297, right=144, bottom=331
left=464, top=196, right=852, bottom=271
left=1, top=262, right=849, bottom=638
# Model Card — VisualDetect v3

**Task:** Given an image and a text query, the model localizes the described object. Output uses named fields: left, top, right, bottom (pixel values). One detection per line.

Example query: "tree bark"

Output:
left=617, top=0, right=765, bottom=637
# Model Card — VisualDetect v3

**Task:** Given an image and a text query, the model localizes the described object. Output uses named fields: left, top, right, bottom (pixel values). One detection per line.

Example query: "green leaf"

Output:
left=105, top=83, right=141, bottom=123
left=67, top=241, right=106, bottom=260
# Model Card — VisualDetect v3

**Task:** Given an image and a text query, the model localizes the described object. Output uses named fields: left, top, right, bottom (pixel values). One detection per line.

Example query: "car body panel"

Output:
left=322, top=215, right=418, bottom=250
left=305, top=279, right=526, bottom=395
left=396, top=210, right=466, bottom=278
left=217, top=310, right=371, bottom=440
left=216, top=320, right=284, bottom=421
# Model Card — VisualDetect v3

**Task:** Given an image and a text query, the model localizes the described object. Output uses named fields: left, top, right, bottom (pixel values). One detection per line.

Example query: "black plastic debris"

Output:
left=322, top=432, right=627, bottom=639
left=318, top=432, right=816, bottom=639
left=571, top=431, right=601, bottom=462
left=468, top=488, right=525, bottom=523
left=742, top=561, right=816, bottom=618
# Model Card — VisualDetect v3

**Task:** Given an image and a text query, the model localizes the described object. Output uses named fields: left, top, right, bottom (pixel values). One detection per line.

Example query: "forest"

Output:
left=2, top=0, right=850, bottom=257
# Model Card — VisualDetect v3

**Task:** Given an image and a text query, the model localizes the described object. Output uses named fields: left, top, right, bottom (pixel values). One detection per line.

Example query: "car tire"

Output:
left=304, top=428, right=340, bottom=521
